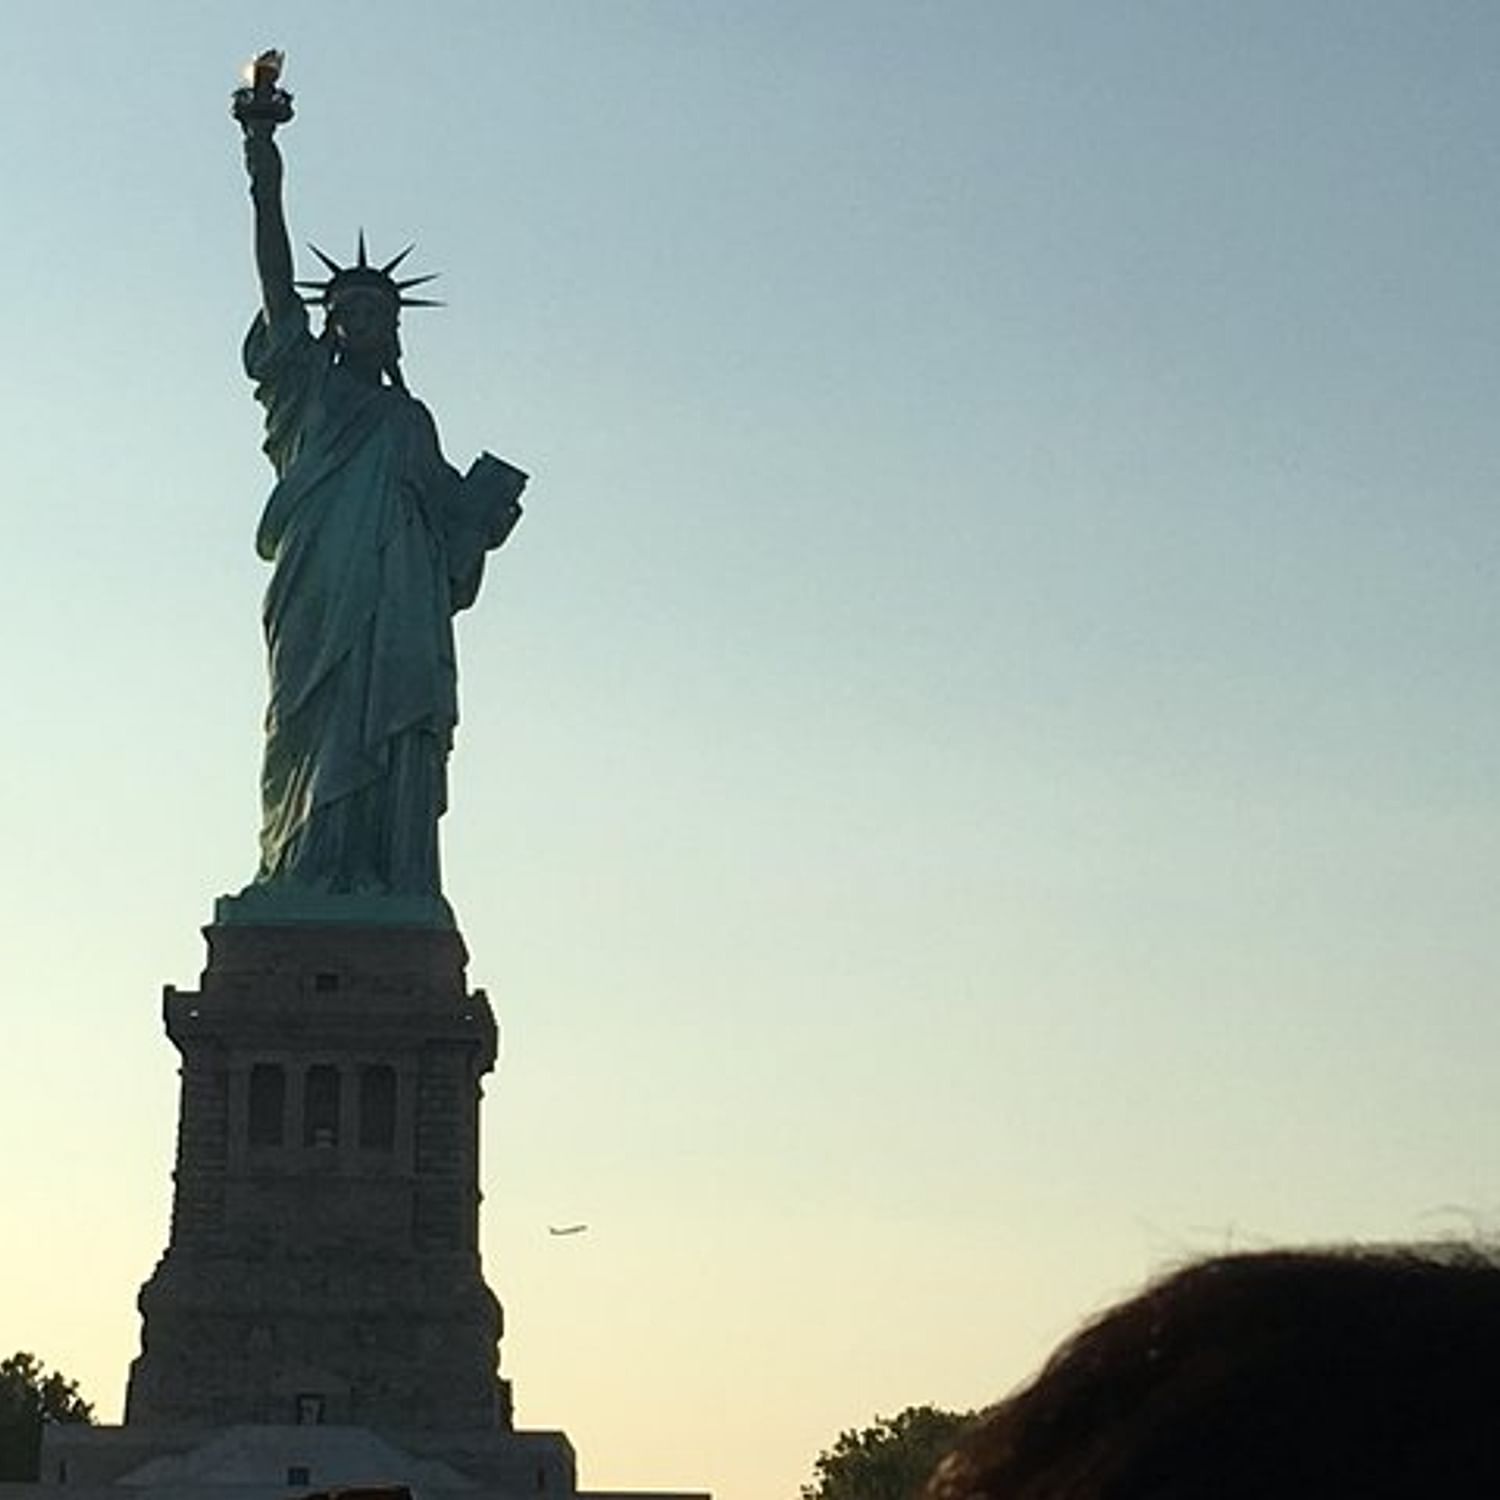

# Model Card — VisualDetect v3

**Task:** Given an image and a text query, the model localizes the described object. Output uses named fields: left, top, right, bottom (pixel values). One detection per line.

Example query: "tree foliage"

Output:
left=0, top=1352, right=94, bottom=1481
left=801, top=1404, right=976, bottom=1500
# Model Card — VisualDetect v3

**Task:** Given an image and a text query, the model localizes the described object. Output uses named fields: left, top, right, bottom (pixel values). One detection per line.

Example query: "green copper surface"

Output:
left=228, top=100, right=526, bottom=923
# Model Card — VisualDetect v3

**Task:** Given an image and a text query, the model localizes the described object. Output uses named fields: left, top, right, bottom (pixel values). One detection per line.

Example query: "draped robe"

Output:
left=244, top=304, right=524, bottom=898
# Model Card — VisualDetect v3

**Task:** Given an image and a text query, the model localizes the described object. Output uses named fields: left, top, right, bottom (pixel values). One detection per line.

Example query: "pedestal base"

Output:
left=37, top=1423, right=581, bottom=1499
left=31, top=1424, right=709, bottom=1500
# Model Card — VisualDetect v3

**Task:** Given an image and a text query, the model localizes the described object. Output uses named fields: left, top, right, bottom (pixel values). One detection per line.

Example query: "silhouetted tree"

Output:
left=802, top=1405, right=975, bottom=1500
left=0, top=1352, right=94, bottom=1480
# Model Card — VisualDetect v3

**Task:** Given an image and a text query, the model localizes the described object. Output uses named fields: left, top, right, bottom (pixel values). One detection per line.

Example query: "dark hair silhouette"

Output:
left=925, top=1244, right=1500, bottom=1500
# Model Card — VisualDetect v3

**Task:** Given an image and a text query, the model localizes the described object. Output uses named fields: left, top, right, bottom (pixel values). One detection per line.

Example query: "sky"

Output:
left=3, top=3, right=1500, bottom=1497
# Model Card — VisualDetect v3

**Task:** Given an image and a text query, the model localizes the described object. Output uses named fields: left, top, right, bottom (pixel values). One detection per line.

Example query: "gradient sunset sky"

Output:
left=4, top=6, right=1500, bottom=1499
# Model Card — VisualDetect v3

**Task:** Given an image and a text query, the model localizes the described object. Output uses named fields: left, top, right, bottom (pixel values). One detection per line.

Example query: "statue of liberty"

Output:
left=222, top=55, right=526, bottom=925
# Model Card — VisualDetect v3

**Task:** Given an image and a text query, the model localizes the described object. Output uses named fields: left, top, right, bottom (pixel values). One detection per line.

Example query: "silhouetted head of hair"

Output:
left=924, top=1244, right=1500, bottom=1500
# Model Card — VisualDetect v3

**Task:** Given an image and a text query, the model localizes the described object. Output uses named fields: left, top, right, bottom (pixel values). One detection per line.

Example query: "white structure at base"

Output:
left=13, top=1423, right=704, bottom=1500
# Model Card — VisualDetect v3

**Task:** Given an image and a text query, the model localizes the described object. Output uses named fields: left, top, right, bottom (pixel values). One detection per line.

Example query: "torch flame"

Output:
left=245, top=49, right=284, bottom=90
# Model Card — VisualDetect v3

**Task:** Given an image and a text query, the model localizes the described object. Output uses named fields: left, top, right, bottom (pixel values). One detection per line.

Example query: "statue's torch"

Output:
left=231, top=49, right=294, bottom=135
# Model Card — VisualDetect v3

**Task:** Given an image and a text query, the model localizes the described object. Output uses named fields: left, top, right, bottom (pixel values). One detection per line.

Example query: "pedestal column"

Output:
left=125, top=922, right=510, bottom=1432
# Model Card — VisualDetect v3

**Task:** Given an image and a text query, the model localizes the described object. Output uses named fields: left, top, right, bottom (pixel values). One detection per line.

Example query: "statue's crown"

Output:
left=296, top=231, right=441, bottom=310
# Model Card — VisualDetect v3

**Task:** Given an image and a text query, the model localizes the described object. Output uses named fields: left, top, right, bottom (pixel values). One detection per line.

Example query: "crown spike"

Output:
left=307, top=243, right=344, bottom=276
left=356, top=229, right=369, bottom=269
left=394, top=273, right=440, bottom=292
left=381, top=244, right=416, bottom=276
left=398, top=296, right=445, bottom=308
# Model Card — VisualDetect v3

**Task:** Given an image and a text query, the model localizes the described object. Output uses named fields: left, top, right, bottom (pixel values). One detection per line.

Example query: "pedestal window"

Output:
left=247, top=1063, right=286, bottom=1147
left=303, top=1065, right=341, bottom=1147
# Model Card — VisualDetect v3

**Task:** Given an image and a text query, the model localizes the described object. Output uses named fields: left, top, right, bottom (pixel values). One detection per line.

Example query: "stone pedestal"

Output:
left=126, top=922, right=508, bottom=1432
left=42, top=917, right=711, bottom=1500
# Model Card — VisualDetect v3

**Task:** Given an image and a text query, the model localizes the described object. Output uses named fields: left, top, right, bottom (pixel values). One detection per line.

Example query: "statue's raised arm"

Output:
left=244, top=134, right=298, bottom=323
left=232, top=50, right=298, bottom=324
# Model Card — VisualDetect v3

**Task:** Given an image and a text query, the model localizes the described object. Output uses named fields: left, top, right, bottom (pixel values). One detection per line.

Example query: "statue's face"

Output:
left=329, top=287, right=398, bottom=356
